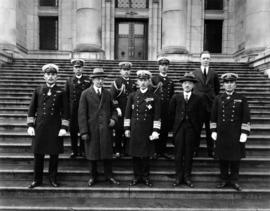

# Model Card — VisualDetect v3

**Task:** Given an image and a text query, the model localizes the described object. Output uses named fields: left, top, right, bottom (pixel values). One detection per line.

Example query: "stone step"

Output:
left=0, top=154, right=269, bottom=169
left=0, top=180, right=269, bottom=200
left=0, top=197, right=269, bottom=211
left=0, top=169, right=269, bottom=183
left=0, top=141, right=269, bottom=156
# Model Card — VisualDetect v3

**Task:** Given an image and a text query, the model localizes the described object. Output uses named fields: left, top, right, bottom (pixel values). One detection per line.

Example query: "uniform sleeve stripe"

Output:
left=210, top=122, right=217, bottom=129
left=124, top=119, right=130, bottom=127
left=27, top=117, right=35, bottom=124
left=153, top=121, right=161, bottom=129
left=241, top=123, right=251, bottom=132
left=62, top=119, right=69, bottom=127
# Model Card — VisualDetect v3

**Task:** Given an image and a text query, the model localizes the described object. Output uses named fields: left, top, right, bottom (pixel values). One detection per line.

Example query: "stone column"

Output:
left=161, top=0, right=188, bottom=56
left=73, top=0, right=104, bottom=59
left=0, top=0, right=17, bottom=53
left=245, top=0, right=270, bottom=56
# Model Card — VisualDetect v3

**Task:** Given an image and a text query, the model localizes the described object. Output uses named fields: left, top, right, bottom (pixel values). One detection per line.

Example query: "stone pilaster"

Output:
left=0, top=0, right=18, bottom=54
left=161, top=0, right=188, bottom=56
left=245, top=0, right=270, bottom=56
left=73, top=0, right=104, bottom=59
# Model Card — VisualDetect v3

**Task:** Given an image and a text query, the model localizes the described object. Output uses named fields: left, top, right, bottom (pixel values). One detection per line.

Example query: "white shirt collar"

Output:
left=93, top=85, right=102, bottom=94
left=201, top=66, right=209, bottom=74
left=183, top=91, right=191, bottom=99
left=76, top=74, right=82, bottom=79
left=160, top=73, right=167, bottom=77
left=140, top=88, right=148, bottom=93
left=46, top=83, right=55, bottom=88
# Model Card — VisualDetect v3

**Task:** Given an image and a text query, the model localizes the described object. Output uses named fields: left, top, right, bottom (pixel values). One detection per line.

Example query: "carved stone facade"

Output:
left=0, top=0, right=269, bottom=61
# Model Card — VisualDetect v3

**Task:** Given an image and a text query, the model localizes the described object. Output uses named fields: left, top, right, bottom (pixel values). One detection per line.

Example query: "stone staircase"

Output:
left=0, top=59, right=270, bottom=210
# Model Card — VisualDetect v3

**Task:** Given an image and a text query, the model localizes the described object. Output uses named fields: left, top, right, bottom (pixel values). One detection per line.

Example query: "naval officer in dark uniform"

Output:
left=65, top=58, right=91, bottom=158
left=124, top=70, right=161, bottom=187
left=27, top=63, right=69, bottom=188
left=110, top=61, right=136, bottom=157
left=169, top=72, right=203, bottom=188
left=151, top=57, right=175, bottom=159
left=210, top=73, right=251, bottom=191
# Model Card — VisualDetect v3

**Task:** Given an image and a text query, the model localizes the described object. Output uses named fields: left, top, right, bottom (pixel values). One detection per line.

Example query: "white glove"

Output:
left=58, top=129, right=67, bottom=137
left=27, top=127, right=35, bottom=136
left=150, top=131, right=159, bottom=141
left=239, top=133, right=247, bottom=143
left=109, top=119, right=116, bottom=127
left=116, top=108, right=122, bottom=117
left=125, top=130, right=130, bottom=138
left=211, top=132, right=217, bottom=141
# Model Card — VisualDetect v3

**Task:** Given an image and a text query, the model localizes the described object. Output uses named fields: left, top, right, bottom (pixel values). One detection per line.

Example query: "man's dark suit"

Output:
left=169, top=92, right=203, bottom=182
left=193, top=68, right=220, bottom=156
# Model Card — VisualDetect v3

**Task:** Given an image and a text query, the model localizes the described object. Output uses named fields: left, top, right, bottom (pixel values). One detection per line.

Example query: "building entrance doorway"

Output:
left=115, top=20, right=148, bottom=60
left=204, top=20, right=223, bottom=53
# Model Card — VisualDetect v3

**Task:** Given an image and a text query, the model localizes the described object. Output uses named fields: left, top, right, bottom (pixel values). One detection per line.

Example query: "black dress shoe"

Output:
left=208, top=152, right=214, bottom=158
left=88, top=178, right=96, bottom=186
left=172, top=179, right=181, bottom=187
left=231, top=182, right=242, bottom=191
left=143, top=179, right=153, bottom=187
left=107, top=177, right=120, bottom=185
left=160, top=153, right=173, bottom=160
left=216, top=181, right=228, bottom=189
left=70, top=152, right=77, bottom=159
left=184, top=180, right=194, bottom=188
left=28, top=181, right=42, bottom=189
left=129, top=179, right=140, bottom=186
left=49, top=180, right=59, bottom=187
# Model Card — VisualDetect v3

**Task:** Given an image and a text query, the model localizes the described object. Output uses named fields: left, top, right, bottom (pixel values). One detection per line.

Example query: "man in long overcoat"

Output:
left=78, top=68, right=119, bottom=186
left=124, top=70, right=161, bottom=187
left=193, top=51, right=220, bottom=157
left=65, top=58, right=91, bottom=158
left=169, top=72, right=203, bottom=188
left=27, top=64, right=69, bottom=188
left=110, top=61, right=136, bottom=157
left=151, top=57, right=174, bottom=159
left=210, top=73, right=251, bottom=191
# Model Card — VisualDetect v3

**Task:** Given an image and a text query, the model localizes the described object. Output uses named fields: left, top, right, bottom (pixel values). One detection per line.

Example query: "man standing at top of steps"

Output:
left=193, top=51, right=220, bottom=157
left=151, top=57, right=175, bottom=160
left=65, top=58, right=91, bottom=159
left=124, top=70, right=161, bottom=187
left=27, top=63, right=69, bottom=188
left=169, top=72, right=203, bottom=188
left=210, top=73, right=251, bottom=191
left=78, top=68, right=120, bottom=187
left=110, top=61, right=137, bottom=158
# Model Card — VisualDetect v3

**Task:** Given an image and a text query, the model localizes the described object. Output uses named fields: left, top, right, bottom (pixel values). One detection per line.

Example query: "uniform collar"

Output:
left=75, top=74, right=83, bottom=79
left=140, top=88, right=148, bottom=93
left=160, top=73, right=167, bottom=78
left=46, top=83, right=55, bottom=88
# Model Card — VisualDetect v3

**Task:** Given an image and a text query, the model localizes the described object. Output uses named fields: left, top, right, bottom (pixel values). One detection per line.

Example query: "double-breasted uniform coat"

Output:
left=210, top=92, right=251, bottom=161
left=65, top=75, right=91, bottom=154
left=151, top=74, right=174, bottom=155
left=111, top=77, right=137, bottom=153
left=124, top=88, right=161, bottom=157
left=78, top=86, right=118, bottom=160
left=193, top=68, right=220, bottom=155
left=27, top=84, right=69, bottom=154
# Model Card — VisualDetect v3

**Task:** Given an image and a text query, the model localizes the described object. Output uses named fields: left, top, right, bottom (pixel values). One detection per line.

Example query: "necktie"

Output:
left=185, top=94, right=189, bottom=102
left=203, top=68, right=207, bottom=78
left=97, top=89, right=101, bottom=97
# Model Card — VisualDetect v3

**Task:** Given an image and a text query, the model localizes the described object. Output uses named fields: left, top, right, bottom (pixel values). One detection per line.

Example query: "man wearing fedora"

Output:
left=78, top=67, right=120, bottom=186
left=65, top=58, right=91, bottom=158
left=193, top=51, right=220, bottom=157
left=124, top=70, right=161, bottom=187
left=27, top=64, right=69, bottom=188
left=169, top=72, right=203, bottom=188
left=110, top=61, right=136, bottom=158
left=151, top=57, right=175, bottom=160
left=210, top=73, right=250, bottom=191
